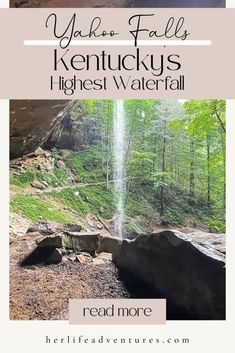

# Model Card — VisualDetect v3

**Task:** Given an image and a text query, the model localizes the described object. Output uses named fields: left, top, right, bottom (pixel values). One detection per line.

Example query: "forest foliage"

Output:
left=71, top=99, right=225, bottom=231
left=10, top=99, right=226, bottom=233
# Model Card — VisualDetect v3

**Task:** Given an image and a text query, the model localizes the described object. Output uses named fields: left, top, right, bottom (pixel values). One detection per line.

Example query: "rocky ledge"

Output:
left=20, top=221, right=121, bottom=265
left=10, top=100, right=69, bottom=159
left=113, top=230, right=225, bottom=320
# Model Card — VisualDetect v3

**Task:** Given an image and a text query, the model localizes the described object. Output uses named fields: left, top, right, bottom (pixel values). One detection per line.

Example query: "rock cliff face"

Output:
left=44, top=108, right=99, bottom=151
left=131, top=0, right=225, bottom=7
left=10, top=100, right=99, bottom=159
left=10, top=100, right=69, bottom=159
left=10, top=1, right=129, bottom=8
left=10, top=0, right=225, bottom=8
left=113, top=231, right=225, bottom=320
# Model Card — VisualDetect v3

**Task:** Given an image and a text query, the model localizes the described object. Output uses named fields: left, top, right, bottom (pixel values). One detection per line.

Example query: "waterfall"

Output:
left=113, top=100, right=126, bottom=238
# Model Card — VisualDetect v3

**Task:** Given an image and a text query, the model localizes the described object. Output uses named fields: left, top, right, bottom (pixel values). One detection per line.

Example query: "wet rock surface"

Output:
left=113, top=230, right=225, bottom=320
left=130, top=0, right=225, bottom=7
left=10, top=0, right=225, bottom=8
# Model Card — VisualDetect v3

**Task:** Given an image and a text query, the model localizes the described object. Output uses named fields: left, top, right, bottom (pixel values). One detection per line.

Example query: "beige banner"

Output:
left=0, top=9, right=234, bottom=99
left=69, top=299, right=166, bottom=325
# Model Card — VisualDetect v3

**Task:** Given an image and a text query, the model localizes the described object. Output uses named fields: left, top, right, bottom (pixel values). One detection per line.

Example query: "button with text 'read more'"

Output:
left=69, top=299, right=166, bottom=325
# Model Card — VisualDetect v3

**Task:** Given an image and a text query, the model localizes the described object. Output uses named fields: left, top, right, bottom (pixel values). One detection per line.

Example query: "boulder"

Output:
left=63, top=232, right=100, bottom=255
left=55, top=160, right=66, bottom=169
left=63, top=224, right=83, bottom=233
left=30, top=180, right=45, bottom=190
left=37, top=235, right=64, bottom=248
left=113, top=231, right=225, bottom=320
left=28, top=147, right=47, bottom=157
left=45, top=248, right=62, bottom=265
left=27, top=221, right=59, bottom=235
left=93, top=252, right=112, bottom=265
left=67, top=255, right=77, bottom=262
left=60, top=149, right=72, bottom=158
left=32, top=228, right=119, bottom=257
left=63, top=232, right=122, bottom=254
left=76, top=253, right=93, bottom=264
left=98, top=235, right=122, bottom=254
left=9, top=236, right=16, bottom=244
left=27, top=221, right=83, bottom=235
left=10, top=213, right=32, bottom=237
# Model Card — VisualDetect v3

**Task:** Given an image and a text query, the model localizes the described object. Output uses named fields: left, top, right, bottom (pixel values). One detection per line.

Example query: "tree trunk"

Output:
left=105, top=104, right=111, bottom=190
left=101, top=128, right=105, bottom=174
left=222, top=136, right=226, bottom=210
left=125, top=177, right=133, bottom=206
left=207, top=135, right=211, bottom=208
left=189, top=138, right=195, bottom=198
left=105, top=140, right=109, bottom=190
left=214, top=109, right=226, bottom=134
left=152, top=130, right=158, bottom=172
left=160, top=119, right=167, bottom=216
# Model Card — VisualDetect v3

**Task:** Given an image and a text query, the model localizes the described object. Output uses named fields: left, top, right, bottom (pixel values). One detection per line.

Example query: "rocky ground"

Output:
left=10, top=233, right=130, bottom=320
left=10, top=226, right=226, bottom=320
